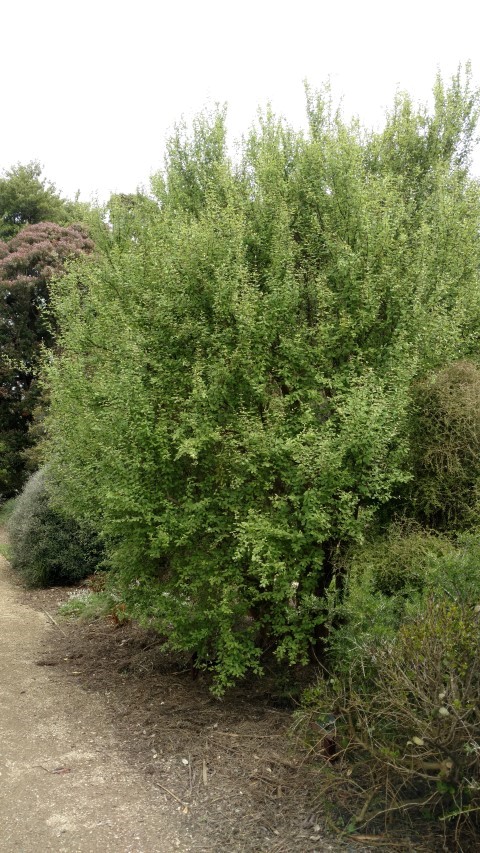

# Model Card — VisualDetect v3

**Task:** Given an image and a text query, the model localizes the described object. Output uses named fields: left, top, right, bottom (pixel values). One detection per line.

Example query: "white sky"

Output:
left=2, top=0, right=479, bottom=202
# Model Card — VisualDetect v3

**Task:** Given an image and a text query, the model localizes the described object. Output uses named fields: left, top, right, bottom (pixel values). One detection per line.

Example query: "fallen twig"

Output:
left=41, top=607, right=67, bottom=636
left=34, top=765, right=71, bottom=774
left=211, top=731, right=280, bottom=739
left=154, top=780, right=188, bottom=806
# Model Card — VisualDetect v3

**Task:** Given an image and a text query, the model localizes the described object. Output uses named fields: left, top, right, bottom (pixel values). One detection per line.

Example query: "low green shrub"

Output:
left=327, top=525, right=480, bottom=673
left=59, top=589, right=118, bottom=620
left=425, top=530, right=480, bottom=603
left=298, top=598, right=480, bottom=843
left=8, top=468, right=104, bottom=587
left=347, top=523, right=451, bottom=595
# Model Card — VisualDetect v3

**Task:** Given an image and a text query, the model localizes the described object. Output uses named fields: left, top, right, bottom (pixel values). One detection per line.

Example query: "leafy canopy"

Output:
left=0, top=161, right=69, bottom=239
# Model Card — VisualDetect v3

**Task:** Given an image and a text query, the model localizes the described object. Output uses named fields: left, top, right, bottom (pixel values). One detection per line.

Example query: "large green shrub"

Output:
left=8, top=468, right=104, bottom=587
left=44, top=70, right=480, bottom=691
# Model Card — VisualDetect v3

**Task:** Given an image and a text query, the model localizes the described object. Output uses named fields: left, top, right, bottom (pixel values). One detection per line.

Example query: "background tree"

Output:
left=0, top=222, right=93, bottom=497
left=0, top=161, right=70, bottom=239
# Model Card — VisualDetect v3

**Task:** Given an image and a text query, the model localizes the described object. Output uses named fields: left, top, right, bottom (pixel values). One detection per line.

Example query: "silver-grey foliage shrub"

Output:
left=8, top=468, right=104, bottom=587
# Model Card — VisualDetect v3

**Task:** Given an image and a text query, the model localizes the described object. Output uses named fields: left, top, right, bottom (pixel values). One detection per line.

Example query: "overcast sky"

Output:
left=2, top=0, right=479, bottom=201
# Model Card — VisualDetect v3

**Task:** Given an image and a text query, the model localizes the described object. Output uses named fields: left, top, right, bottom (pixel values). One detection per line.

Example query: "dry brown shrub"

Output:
left=297, top=598, right=480, bottom=849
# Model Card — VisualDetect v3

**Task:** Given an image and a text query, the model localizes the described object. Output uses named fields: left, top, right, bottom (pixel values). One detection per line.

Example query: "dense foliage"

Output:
left=408, top=360, right=480, bottom=529
left=0, top=222, right=93, bottom=497
left=44, top=69, right=480, bottom=692
left=8, top=468, right=104, bottom=587
left=0, top=162, right=68, bottom=239
left=325, top=524, right=480, bottom=670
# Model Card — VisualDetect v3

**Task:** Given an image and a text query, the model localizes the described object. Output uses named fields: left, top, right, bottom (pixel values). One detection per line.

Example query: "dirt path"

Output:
left=0, top=542, right=190, bottom=853
left=0, top=526, right=383, bottom=853
left=0, top=520, right=454, bottom=853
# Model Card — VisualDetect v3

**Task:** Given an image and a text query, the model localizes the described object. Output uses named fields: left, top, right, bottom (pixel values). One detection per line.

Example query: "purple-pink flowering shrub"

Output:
left=0, top=222, right=93, bottom=497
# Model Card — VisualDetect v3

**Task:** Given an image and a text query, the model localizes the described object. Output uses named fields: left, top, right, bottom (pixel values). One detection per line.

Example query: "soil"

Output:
left=0, top=525, right=435, bottom=852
